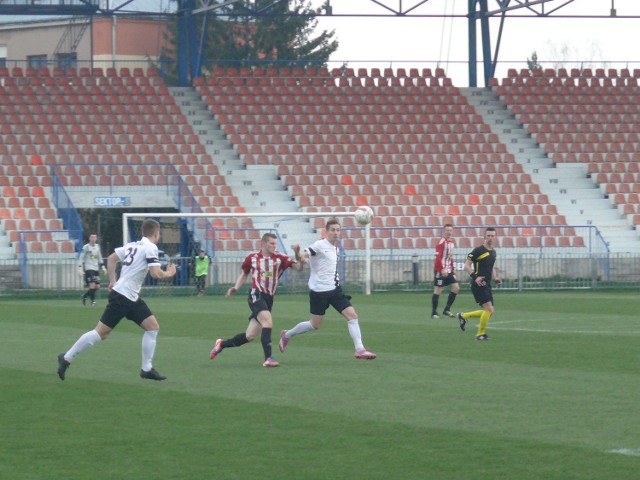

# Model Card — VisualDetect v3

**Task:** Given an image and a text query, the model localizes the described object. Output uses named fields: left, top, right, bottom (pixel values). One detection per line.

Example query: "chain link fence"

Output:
left=2, top=251, right=639, bottom=298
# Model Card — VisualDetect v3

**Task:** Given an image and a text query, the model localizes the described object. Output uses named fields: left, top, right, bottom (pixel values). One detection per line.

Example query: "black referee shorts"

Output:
left=470, top=282, right=494, bottom=307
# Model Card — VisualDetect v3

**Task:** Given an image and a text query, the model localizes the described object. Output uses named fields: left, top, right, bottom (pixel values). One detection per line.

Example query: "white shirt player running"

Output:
left=113, top=237, right=161, bottom=302
left=305, top=238, right=340, bottom=292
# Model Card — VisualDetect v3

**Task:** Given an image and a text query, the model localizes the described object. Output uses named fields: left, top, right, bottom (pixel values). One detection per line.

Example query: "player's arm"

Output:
left=77, top=246, right=86, bottom=274
left=292, top=244, right=309, bottom=265
left=434, top=243, right=443, bottom=272
left=465, top=257, right=485, bottom=286
left=149, top=262, right=176, bottom=280
left=463, top=257, right=474, bottom=276
left=226, top=271, right=248, bottom=297
left=106, top=252, right=119, bottom=289
left=98, top=248, right=107, bottom=273
left=290, top=245, right=304, bottom=271
left=493, top=267, right=502, bottom=285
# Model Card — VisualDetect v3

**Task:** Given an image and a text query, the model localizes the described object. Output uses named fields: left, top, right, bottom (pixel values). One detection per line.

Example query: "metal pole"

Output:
left=365, top=222, right=371, bottom=295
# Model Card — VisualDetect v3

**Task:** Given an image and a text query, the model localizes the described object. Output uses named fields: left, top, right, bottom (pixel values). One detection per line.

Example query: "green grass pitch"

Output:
left=1, top=290, right=639, bottom=479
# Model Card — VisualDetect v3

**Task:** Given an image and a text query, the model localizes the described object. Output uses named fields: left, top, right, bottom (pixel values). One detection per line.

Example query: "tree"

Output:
left=160, top=0, right=338, bottom=82
left=247, top=0, right=339, bottom=67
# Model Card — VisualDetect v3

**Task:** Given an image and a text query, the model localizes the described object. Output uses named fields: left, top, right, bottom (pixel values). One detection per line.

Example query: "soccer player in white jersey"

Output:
left=279, top=218, right=377, bottom=360
left=210, top=233, right=302, bottom=367
left=57, top=219, right=177, bottom=381
left=78, top=234, right=106, bottom=307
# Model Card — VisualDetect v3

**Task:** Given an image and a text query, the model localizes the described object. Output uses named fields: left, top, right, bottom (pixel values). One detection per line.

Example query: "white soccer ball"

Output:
left=354, top=205, right=374, bottom=225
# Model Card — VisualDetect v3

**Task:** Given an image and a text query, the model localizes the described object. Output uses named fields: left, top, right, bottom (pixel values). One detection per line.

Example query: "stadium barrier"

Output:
left=2, top=252, right=640, bottom=296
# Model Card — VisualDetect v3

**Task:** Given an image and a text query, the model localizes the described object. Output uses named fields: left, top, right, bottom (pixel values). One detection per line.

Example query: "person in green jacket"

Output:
left=194, top=249, right=211, bottom=296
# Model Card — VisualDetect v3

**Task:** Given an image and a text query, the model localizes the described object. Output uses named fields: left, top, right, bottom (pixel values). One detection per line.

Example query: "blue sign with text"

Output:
left=94, top=197, right=130, bottom=207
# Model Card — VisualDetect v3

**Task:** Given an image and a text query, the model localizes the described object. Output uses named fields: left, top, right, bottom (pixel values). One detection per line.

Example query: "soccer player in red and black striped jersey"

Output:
left=431, top=224, right=460, bottom=318
left=209, top=233, right=302, bottom=367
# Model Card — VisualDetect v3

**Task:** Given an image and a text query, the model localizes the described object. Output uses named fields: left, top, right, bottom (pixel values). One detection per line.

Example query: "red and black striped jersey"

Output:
left=240, top=250, right=296, bottom=296
left=434, top=237, right=455, bottom=274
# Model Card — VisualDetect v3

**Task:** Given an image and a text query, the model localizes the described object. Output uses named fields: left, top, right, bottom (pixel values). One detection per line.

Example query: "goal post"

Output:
left=122, top=210, right=373, bottom=295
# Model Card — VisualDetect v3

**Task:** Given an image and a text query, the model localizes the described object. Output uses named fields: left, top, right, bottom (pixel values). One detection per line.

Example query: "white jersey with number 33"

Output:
left=113, top=237, right=161, bottom=301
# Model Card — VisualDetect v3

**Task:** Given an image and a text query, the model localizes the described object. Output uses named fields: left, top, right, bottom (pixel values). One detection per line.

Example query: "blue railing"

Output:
left=49, top=168, right=83, bottom=253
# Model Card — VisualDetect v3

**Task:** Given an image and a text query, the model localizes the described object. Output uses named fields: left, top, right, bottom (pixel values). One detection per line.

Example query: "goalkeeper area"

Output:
left=123, top=210, right=375, bottom=294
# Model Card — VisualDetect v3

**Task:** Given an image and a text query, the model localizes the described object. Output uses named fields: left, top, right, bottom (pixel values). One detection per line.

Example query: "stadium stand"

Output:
left=0, top=66, right=246, bottom=256
left=196, top=66, right=584, bottom=250
left=493, top=68, right=640, bottom=230
left=2, top=65, right=617, bottom=257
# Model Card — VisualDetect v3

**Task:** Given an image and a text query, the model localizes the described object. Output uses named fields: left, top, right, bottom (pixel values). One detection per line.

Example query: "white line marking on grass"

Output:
left=606, top=449, right=640, bottom=457
left=490, top=319, right=531, bottom=325
left=490, top=326, right=640, bottom=336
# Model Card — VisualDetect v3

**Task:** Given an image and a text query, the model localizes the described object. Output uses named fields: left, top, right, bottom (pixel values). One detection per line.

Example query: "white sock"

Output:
left=285, top=320, right=315, bottom=338
left=65, top=329, right=102, bottom=362
left=141, top=330, right=158, bottom=372
left=347, top=319, right=365, bottom=351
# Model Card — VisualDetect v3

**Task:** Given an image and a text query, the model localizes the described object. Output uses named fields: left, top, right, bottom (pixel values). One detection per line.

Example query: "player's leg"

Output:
left=457, top=283, right=484, bottom=332
left=130, top=298, right=166, bottom=380
left=442, top=279, right=460, bottom=317
left=88, top=280, right=98, bottom=305
left=476, top=299, right=495, bottom=340
left=279, top=291, right=327, bottom=352
left=336, top=294, right=376, bottom=359
left=209, top=318, right=256, bottom=362
left=432, top=275, right=443, bottom=318
left=255, top=310, right=279, bottom=366
left=81, top=272, right=90, bottom=305
left=61, top=321, right=111, bottom=362
left=195, top=275, right=205, bottom=295
left=57, top=318, right=114, bottom=380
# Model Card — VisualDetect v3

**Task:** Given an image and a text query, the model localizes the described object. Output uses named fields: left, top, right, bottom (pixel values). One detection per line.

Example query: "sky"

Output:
left=310, top=0, right=640, bottom=86
left=3, top=0, right=639, bottom=86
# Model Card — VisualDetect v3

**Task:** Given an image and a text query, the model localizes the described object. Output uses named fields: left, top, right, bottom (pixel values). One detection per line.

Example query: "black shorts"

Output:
left=309, top=286, right=352, bottom=316
left=100, top=290, right=153, bottom=329
left=470, top=282, right=493, bottom=306
left=247, top=289, right=274, bottom=321
left=84, top=270, right=101, bottom=286
left=433, top=272, right=458, bottom=288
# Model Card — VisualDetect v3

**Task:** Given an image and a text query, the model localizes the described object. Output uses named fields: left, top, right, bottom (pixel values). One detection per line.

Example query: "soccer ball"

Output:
left=354, top=205, right=374, bottom=225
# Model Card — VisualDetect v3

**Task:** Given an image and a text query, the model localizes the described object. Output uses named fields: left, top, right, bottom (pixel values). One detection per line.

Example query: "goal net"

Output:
left=122, top=210, right=373, bottom=296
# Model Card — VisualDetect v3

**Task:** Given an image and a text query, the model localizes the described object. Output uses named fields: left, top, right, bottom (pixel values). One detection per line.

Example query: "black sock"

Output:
left=222, top=333, right=249, bottom=349
left=445, top=292, right=457, bottom=311
left=261, top=328, right=272, bottom=359
left=82, top=291, right=87, bottom=299
left=431, top=294, right=439, bottom=313
left=89, top=289, right=96, bottom=301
